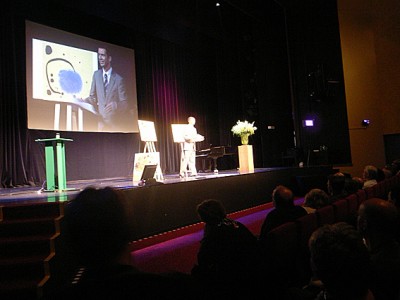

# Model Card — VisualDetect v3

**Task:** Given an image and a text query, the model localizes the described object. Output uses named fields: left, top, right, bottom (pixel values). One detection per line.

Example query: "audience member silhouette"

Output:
left=303, top=188, right=330, bottom=213
left=348, top=176, right=365, bottom=193
left=357, top=198, right=400, bottom=300
left=381, top=166, right=392, bottom=179
left=388, top=186, right=400, bottom=243
left=391, top=158, right=400, bottom=175
left=388, top=186, right=400, bottom=210
left=309, top=222, right=374, bottom=300
left=49, top=186, right=202, bottom=299
left=362, top=165, right=378, bottom=189
left=376, top=167, right=386, bottom=183
left=327, top=172, right=347, bottom=203
left=191, top=199, right=259, bottom=298
left=259, top=185, right=307, bottom=241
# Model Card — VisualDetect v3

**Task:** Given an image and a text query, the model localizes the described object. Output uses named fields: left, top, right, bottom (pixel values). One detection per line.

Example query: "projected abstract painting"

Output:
left=32, top=39, right=97, bottom=104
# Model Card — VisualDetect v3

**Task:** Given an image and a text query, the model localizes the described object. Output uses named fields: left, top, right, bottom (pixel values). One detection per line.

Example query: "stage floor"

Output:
left=1, top=166, right=335, bottom=238
left=0, top=168, right=274, bottom=205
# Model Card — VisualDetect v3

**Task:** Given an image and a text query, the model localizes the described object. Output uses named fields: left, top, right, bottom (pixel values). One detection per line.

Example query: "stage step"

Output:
left=0, top=202, right=64, bottom=221
left=0, top=217, right=61, bottom=238
left=0, top=254, right=53, bottom=281
left=0, top=235, right=56, bottom=258
left=0, top=278, right=48, bottom=300
left=0, top=201, right=65, bottom=299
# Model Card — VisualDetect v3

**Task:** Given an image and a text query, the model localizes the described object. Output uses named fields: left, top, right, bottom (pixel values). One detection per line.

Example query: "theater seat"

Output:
left=345, top=193, right=360, bottom=227
left=332, top=199, right=348, bottom=222
left=261, top=221, right=299, bottom=287
left=364, top=186, right=377, bottom=199
left=295, top=213, right=318, bottom=285
left=316, top=205, right=335, bottom=226
left=296, top=213, right=318, bottom=249
left=356, top=189, right=367, bottom=203
left=346, top=193, right=359, bottom=215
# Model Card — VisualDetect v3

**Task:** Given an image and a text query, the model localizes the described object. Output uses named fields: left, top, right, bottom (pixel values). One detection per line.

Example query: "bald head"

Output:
left=272, top=185, right=294, bottom=208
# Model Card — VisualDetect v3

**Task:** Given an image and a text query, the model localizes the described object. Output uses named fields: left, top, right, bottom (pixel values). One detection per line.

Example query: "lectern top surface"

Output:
left=35, top=138, right=73, bottom=142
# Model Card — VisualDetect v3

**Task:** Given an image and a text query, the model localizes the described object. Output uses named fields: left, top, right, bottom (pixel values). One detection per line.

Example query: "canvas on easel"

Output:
left=133, top=152, right=160, bottom=182
left=138, top=120, right=157, bottom=143
left=171, top=124, right=205, bottom=144
left=136, top=120, right=163, bottom=181
left=171, top=124, right=188, bottom=143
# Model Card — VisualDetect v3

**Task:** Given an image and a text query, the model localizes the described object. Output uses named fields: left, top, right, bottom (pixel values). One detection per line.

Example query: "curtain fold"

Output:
left=138, top=37, right=204, bottom=174
left=1, top=8, right=32, bottom=187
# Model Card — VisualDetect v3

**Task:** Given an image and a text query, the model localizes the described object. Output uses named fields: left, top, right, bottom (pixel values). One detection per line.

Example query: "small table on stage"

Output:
left=35, top=135, right=73, bottom=192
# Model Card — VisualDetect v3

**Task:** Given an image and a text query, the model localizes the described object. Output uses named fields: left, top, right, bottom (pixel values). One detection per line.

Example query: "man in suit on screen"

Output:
left=81, top=47, right=128, bottom=132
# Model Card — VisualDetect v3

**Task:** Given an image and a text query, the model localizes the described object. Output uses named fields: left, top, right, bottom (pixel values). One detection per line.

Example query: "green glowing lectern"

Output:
left=35, top=134, right=73, bottom=192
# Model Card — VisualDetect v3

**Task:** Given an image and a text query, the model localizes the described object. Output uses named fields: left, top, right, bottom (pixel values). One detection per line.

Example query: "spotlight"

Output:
left=302, top=119, right=314, bottom=127
left=216, top=2, right=220, bottom=7
left=361, top=119, right=370, bottom=127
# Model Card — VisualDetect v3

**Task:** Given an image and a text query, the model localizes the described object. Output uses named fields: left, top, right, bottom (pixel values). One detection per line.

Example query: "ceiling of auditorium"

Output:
left=33, top=0, right=294, bottom=40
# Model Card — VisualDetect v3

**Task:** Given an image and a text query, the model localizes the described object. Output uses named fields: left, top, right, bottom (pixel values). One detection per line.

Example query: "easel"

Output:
left=143, top=140, right=157, bottom=153
left=143, top=140, right=164, bottom=181
left=54, top=103, right=84, bottom=131
left=138, top=120, right=164, bottom=181
left=53, top=100, right=97, bottom=132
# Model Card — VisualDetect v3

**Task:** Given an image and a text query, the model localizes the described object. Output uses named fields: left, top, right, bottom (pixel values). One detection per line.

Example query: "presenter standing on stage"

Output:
left=180, top=116, right=204, bottom=178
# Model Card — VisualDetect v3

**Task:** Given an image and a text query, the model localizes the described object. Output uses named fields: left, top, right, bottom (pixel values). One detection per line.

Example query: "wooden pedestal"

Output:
left=238, top=145, right=254, bottom=173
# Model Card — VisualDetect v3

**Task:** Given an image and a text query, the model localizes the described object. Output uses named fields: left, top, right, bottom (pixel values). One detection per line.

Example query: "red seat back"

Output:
left=346, top=193, right=359, bottom=215
left=262, top=222, right=299, bottom=285
left=316, top=205, right=335, bottom=226
left=296, top=213, right=318, bottom=249
left=295, top=213, right=318, bottom=285
left=356, top=189, right=367, bottom=203
left=332, top=199, right=349, bottom=222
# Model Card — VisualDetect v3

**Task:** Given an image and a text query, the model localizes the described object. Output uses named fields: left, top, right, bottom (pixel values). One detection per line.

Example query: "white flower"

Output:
left=231, top=120, right=257, bottom=137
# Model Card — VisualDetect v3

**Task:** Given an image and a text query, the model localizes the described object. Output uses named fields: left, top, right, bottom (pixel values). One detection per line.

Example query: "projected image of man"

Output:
left=82, top=47, right=128, bottom=131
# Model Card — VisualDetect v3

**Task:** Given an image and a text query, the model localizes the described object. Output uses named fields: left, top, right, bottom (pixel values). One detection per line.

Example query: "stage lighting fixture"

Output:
left=302, top=119, right=314, bottom=127
left=361, top=119, right=370, bottom=127
left=216, top=2, right=220, bottom=6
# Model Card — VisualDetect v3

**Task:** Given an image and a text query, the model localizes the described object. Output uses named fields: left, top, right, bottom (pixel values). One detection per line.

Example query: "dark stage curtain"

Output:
left=136, top=37, right=193, bottom=174
left=0, top=7, right=32, bottom=188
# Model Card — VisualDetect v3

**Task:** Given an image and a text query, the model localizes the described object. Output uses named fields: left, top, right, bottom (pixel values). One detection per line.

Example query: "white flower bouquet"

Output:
left=231, top=120, right=257, bottom=137
left=231, top=120, right=257, bottom=145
